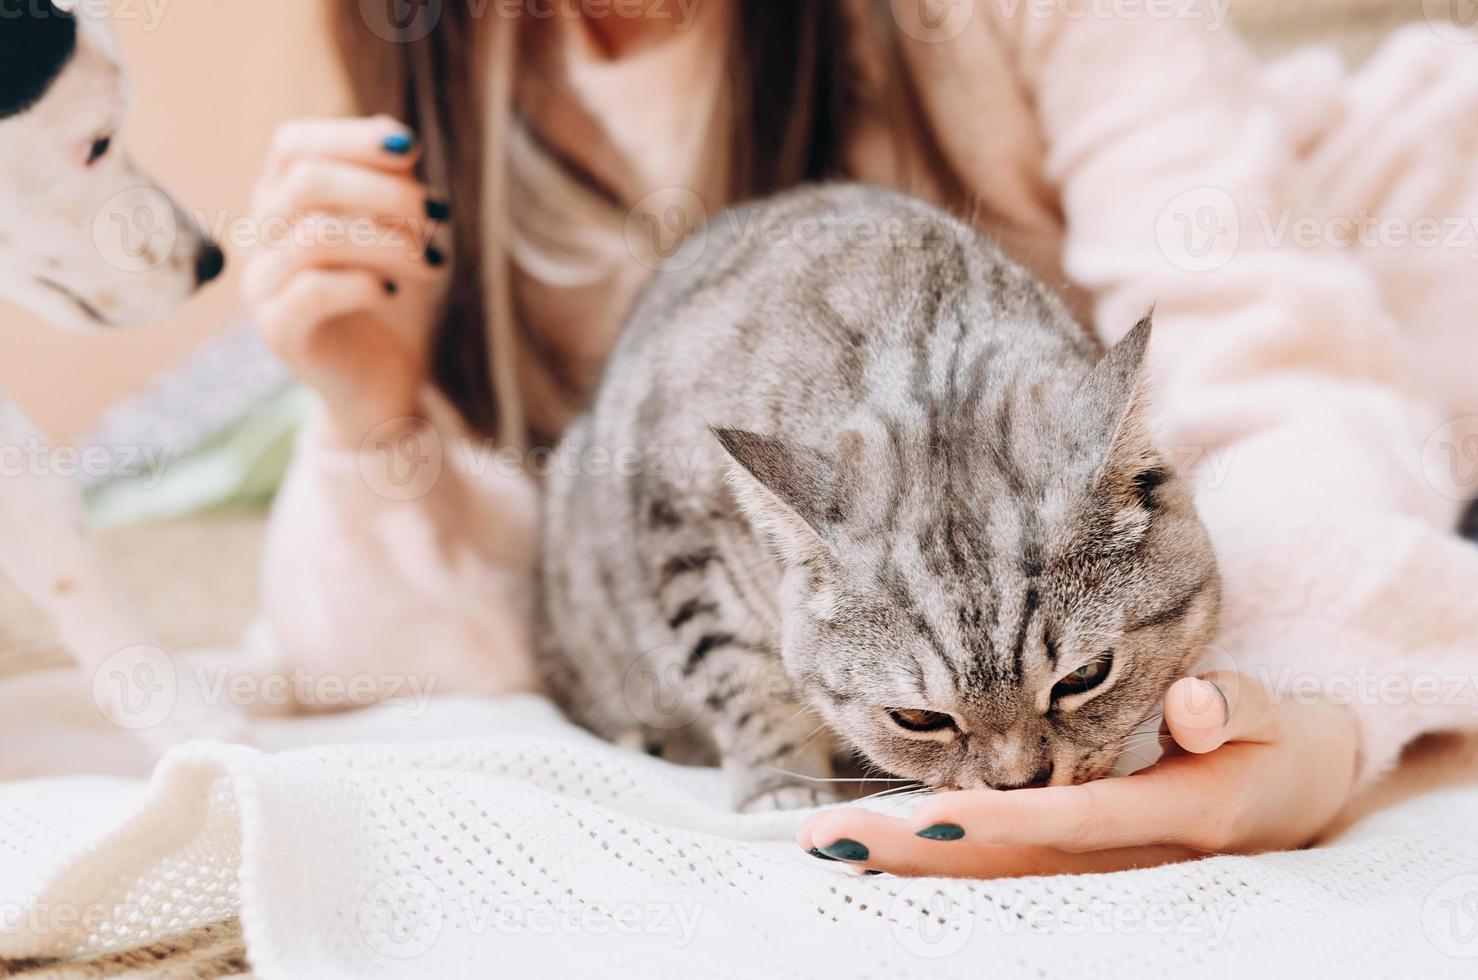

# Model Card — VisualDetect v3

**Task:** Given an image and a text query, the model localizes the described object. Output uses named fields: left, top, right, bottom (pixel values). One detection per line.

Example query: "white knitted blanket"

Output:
left=3, top=694, right=1478, bottom=978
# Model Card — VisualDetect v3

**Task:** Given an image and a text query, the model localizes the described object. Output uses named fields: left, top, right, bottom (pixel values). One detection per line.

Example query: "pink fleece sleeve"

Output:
left=990, top=5, right=1478, bottom=781
left=259, top=391, right=542, bottom=706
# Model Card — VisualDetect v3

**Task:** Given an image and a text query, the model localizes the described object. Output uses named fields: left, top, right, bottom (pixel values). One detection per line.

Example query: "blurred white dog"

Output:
left=0, top=1, right=240, bottom=749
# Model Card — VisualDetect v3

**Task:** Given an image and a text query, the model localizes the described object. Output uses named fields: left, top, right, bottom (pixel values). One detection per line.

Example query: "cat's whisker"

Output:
left=785, top=704, right=816, bottom=724
left=855, top=784, right=929, bottom=805
left=1114, top=748, right=1161, bottom=768
left=1110, top=733, right=1171, bottom=752
left=871, top=789, right=934, bottom=815
left=1107, top=728, right=1174, bottom=749
left=760, top=766, right=912, bottom=785
left=787, top=723, right=831, bottom=758
left=860, top=781, right=927, bottom=796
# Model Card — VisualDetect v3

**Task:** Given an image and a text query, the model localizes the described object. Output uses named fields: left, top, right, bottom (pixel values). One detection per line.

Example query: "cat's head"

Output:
left=714, top=314, right=1220, bottom=789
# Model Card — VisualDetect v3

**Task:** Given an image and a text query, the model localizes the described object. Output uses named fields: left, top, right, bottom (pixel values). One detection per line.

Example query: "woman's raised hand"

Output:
left=243, top=115, right=452, bottom=447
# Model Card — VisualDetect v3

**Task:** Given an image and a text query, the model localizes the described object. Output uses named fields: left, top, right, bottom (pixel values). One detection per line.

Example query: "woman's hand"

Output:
left=798, top=672, right=1361, bottom=877
left=243, top=115, right=451, bottom=447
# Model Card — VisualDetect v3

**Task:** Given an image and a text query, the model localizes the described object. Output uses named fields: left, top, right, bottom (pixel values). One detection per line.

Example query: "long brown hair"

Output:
left=334, top=1, right=932, bottom=444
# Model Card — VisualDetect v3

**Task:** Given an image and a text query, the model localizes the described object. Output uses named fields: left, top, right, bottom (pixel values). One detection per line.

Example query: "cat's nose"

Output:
left=988, top=762, right=1053, bottom=791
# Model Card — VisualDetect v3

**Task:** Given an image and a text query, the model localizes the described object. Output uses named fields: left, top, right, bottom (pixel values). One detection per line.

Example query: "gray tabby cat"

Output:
left=539, top=184, right=1220, bottom=811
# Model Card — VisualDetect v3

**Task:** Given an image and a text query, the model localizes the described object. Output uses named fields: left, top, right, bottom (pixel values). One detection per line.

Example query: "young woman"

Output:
left=242, top=0, right=1478, bottom=876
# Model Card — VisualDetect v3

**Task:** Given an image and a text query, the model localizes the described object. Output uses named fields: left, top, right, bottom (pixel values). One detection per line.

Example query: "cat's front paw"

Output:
left=737, top=783, right=843, bottom=813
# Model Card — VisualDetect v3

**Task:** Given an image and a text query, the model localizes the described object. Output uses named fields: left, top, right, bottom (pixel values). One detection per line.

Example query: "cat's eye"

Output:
left=887, top=708, right=957, bottom=733
left=1051, top=653, right=1114, bottom=701
left=86, top=136, right=112, bottom=166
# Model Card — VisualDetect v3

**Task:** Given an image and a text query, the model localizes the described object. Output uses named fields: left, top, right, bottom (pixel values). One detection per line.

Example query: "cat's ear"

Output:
left=1086, top=313, right=1167, bottom=536
left=711, top=427, right=835, bottom=564
left=1087, top=311, right=1152, bottom=423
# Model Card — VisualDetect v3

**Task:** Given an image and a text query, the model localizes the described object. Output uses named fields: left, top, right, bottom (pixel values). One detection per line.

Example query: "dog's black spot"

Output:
left=0, top=3, right=78, bottom=120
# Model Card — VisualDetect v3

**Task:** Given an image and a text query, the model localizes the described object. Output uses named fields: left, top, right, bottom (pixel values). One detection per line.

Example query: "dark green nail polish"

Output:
left=916, top=823, right=966, bottom=842
left=425, top=245, right=445, bottom=267
left=807, top=847, right=838, bottom=862
left=425, top=198, right=451, bottom=220
left=819, top=839, right=869, bottom=863
left=382, top=132, right=415, bottom=155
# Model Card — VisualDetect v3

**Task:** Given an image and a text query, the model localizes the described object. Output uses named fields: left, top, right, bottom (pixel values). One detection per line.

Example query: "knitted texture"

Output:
left=2, top=697, right=1477, bottom=978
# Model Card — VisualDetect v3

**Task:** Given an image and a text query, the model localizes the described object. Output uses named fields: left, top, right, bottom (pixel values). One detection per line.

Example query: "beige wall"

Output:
left=0, top=0, right=344, bottom=443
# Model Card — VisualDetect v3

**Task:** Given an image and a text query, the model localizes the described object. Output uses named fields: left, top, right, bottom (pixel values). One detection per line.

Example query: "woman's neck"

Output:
left=566, top=0, right=710, bottom=60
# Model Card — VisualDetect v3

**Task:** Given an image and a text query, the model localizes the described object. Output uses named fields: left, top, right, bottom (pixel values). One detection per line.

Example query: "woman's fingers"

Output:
left=255, top=158, right=443, bottom=231
left=899, top=778, right=1190, bottom=855
left=264, top=115, right=422, bottom=178
left=240, top=116, right=449, bottom=447
left=865, top=841, right=1207, bottom=878
left=1165, top=672, right=1282, bottom=755
left=865, top=745, right=1259, bottom=854
left=242, top=215, right=446, bottom=307
left=799, top=808, right=1204, bottom=878
left=257, top=269, right=393, bottom=365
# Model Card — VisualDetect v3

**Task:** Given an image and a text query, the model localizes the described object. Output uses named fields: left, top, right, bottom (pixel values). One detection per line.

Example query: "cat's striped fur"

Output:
left=539, top=185, right=1220, bottom=811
